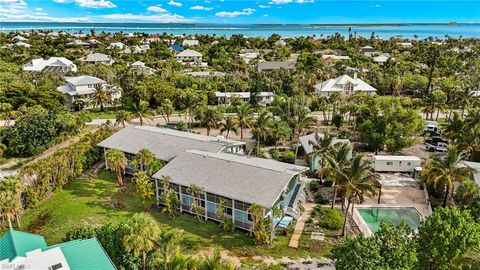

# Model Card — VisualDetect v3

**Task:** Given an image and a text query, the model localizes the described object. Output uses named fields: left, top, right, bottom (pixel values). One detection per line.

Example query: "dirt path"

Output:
left=0, top=127, right=97, bottom=179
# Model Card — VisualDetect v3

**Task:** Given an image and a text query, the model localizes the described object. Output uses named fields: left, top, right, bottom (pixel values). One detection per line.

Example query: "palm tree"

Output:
left=454, top=180, right=480, bottom=210
left=235, top=103, right=254, bottom=140
left=198, top=250, right=234, bottom=270
left=0, top=175, right=23, bottom=229
left=219, top=117, right=238, bottom=139
left=216, top=199, right=235, bottom=232
left=155, top=229, right=182, bottom=266
left=268, top=120, right=291, bottom=146
left=115, top=110, right=132, bottom=127
left=179, top=90, right=201, bottom=130
left=252, top=110, right=271, bottom=156
left=105, top=149, right=127, bottom=187
left=133, top=100, right=154, bottom=126
left=187, top=184, right=205, bottom=222
left=158, top=99, right=174, bottom=124
left=292, top=108, right=316, bottom=161
left=309, top=132, right=335, bottom=181
left=194, top=106, right=222, bottom=136
left=324, top=143, right=353, bottom=209
left=334, top=155, right=379, bottom=236
left=134, top=148, right=155, bottom=173
left=0, top=103, right=15, bottom=127
left=133, top=171, right=155, bottom=209
left=422, top=146, right=472, bottom=207
left=123, top=213, right=161, bottom=270
left=90, top=84, right=111, bottom=112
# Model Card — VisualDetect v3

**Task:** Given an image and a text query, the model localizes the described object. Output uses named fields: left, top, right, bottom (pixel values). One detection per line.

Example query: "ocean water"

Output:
left=1, top=22, right=479, bottom=39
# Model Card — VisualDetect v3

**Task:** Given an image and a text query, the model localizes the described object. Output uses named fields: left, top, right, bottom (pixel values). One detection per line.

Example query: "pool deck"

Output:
left=354, top=185, right=430, bottom=236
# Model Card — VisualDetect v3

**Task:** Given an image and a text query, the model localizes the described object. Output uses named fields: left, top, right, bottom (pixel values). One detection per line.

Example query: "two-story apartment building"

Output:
left=153, top=150, right=308, bottom=231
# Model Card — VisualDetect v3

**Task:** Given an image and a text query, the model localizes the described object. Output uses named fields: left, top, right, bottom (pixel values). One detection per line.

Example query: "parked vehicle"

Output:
left=424, top=121, right=441, bottom=136
left=424, top=136, right=448, bottom=145
left=426, top=141, right=448, bottom=152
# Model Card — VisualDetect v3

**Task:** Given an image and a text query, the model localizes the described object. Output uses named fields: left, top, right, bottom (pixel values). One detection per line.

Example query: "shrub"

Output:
left=310, top=180, right=319, bottom=192
left=318, top=207, right=343, bottom=230
left=269, top=148, right=280, bottom=160
left=315, top=193, right=329, bottom=205
left=281, top=150, right=296, bottom=164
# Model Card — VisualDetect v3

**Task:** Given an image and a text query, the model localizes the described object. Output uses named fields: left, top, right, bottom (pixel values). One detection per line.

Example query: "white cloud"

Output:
left=100, top=13, right=189, bottom=22
left=0, top=0, right=26, bottom=15
left=147, top=5, right=167, bottom=13
left=215, top=8, right=255, bottom=17
left=269, top=0, right=292, bottom=4
left=375, top=4, right=381, bottom=7
left=168, top=0, right=182, bottom=7
left=35, top=7, right=43, bottom=11
left=53, top=0, right=116, bottom=8
left=75, top=0, right=116, bottom=8
left=258, top=5, right=270, bottom=8
left=190, top=5, right=212, bottom=11
left=295, top=0, right=314, bottom=3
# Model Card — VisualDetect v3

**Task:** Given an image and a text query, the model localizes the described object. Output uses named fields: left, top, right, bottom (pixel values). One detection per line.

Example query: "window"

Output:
left=50, top=263, right=63, bottom=270
left=386, top=162, right=393, bottom=166
left=407, top=162, right=412, bottom=166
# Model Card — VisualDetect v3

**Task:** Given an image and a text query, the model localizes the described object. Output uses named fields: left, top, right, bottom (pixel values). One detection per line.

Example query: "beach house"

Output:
left=57, top=75, right=121, bottom=109
left=23, top=57, right=77, bottom=73
left=79, top=53, right=115, bottom=65
left=314, top=74, right=377, bottom=97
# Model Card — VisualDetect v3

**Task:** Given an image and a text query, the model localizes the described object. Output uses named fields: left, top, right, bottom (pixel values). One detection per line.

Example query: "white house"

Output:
left=215, top=92, right=274, bottom=106
left=373, top=155, right=422, bottom=174
left=373, top=54, right=390, bottom=64
left=107, top=42, right=127, bottom=50
left=239, top=52, right=260, bottom=63
left=12, top=35, right=28, bottom=42
left=66, top=39, right=90, bottom=46
left=23, top=57, right=77, bottom=73
left=275, top=39, right=287, bottom=46
left=314, top=74, right=377, bottom=97
left=12, top=41, right=31, bottom=48
left=79, top=53, right=114, bottom=65
left=130, top=61, right=156, bottom=75
left=176, top=49, right=202, bottom=62
left=182, top=39, right=199, bottom=47
left=461, top=161, right=480, bottom=186
left=396, top=42, right=413, bottom=48
left=322, top=55, right=351, bottom=62
left=57, top=75, right=121, bottom=109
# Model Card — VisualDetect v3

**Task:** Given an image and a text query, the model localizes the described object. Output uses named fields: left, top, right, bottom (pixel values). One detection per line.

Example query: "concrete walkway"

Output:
left=288, top=203, right=316, bottom=248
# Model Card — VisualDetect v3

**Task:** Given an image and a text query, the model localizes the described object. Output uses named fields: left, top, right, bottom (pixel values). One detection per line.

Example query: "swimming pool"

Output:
left=357, top=207, right=422, bottom=233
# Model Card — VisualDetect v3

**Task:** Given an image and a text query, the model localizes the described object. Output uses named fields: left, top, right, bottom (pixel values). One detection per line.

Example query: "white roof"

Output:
left=13, top=35, right=28, bottom=41
left=176, top=49, right=202, bottom=57
left=373, top=55, right=390, bottom=63
left=14, top=41, right=31, bottom=47
left=23, top=57, right=75, bottom=72
left=182, top=39, right=199, bottom=46
left=314, top=74, right=377, bottom=93
left=64, top=75, right=106, bottom=86
left=215, top=92, right=274, bottom=98
left=373, top=155, right=421, bottom=161
left=322, top=55, right=351, bottom=60
left=80, top=53, right=112, bottom=62
left=131, top=61, right=146, bottom=67
left=185, top=71, right=225, bottom=77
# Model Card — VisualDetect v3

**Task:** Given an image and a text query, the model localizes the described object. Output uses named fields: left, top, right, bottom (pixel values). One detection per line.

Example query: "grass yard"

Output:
left=20, top=171, right=327, bottom=260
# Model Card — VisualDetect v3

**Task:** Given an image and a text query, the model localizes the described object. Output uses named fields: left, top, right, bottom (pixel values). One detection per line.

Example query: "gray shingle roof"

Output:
left=98, top=126, right=245, bottom=161
left=257, top=61, right=295, bottom=71
left=299, top=133, right=351, bottom=155
left=152, top=150, right=308, bottom=208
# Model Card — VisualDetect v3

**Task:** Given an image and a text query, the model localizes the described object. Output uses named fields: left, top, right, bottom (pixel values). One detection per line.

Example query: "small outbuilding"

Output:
left=373, top=155, right=421, bottom=174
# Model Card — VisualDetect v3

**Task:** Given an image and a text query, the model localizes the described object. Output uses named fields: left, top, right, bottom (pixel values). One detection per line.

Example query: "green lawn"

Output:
left=20, top=171, right=326, bottom=259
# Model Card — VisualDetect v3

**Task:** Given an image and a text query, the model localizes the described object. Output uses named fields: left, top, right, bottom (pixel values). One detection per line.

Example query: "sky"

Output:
left=0, top=0, right=479, bottom=24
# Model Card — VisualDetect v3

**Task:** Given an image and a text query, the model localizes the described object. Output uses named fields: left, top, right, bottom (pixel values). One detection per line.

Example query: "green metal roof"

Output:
left=46, top=238, right=116, bottom=270
left=0, top=230, right=47, bottom=261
